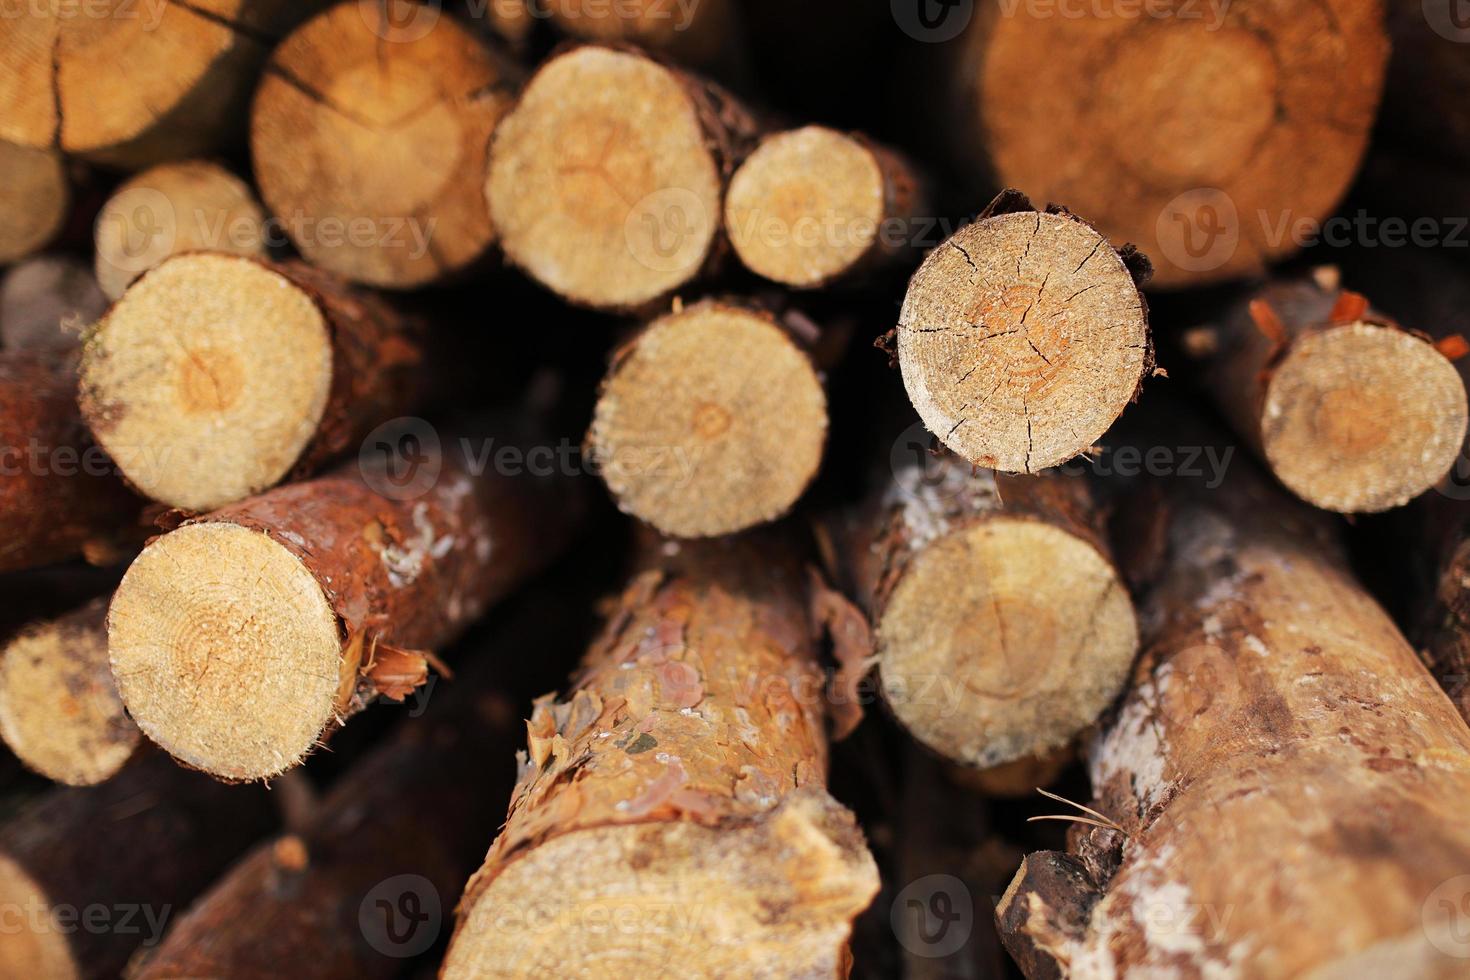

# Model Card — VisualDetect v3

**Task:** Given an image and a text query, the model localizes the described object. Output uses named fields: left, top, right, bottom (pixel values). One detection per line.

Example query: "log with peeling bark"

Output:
left=441, top=533, right=880, bottom=978
left=78, top=252, right=423, bottom=513
left=486, top=44, right=760, bottom=312
left=1194, top=268, right=1468, bottom=513
left=542, top=0, right=748, bottom=81
left=0, top=598, right=141, bottom=787
left=0, top=350, right=141, bottom=573
left=825, top=447, right=1137, bottom=771
left=93, top=160, right=266, bottom=300
left=945, top=0, right=1388, bottom=288
left=996, top=437, right=1470, bottom=979
left=251, top=2, right=519, bottom=289
left=0, top=255, right=107, bottom=353
left=892, top=190, right=1153, bottom=474
left=586, top=299, right=828, bottom=537
left=0, top=753, right=275, bottom=979
left=0, top=0, right=326, bottom=168
left=725, top=126, right=928, bottom=289
left=0, top=142, right=68, bottom=266
left=108, top=433, right=585, bottom=782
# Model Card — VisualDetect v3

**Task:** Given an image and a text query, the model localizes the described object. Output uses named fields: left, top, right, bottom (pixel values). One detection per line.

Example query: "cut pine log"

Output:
left=78, top=252, right=423, bottom=513
left=441, top=533, right=880, bottom=977
left=894, top=191, right=1152, bottom=474
left=93, top=161, right=267, bottom=300
left=1196, top=270, right=1468, bottom=512
left=827, top=448, right=1137, bottom=770
left=0, top=598, right=140, bottom=787
left=0, top=754, right=274, bottom=979
left=486, top=44, right=759, bottom=311
left=725, top=126, right=927, bottom=289
left=946, top=0, right=1388, bottom=287
left=996, top=438, right=1470, bottom=978
left=586, top=299, right=828, bottom=537
left=251, top=2, right=518, bottom=289
left=0, top=142, right=67, bottom=265
left=0, top=255, right=108, bottom=352
left=107, top=437, right=585, bottom=781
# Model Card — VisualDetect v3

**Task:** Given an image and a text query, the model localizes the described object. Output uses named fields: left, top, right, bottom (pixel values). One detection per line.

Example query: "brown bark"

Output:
left=0, top=142, right=68, bottom=265
left=0, top=255, right=108, bottom=353
left=441, top=532, right=879, bottom=978
left=78, top=252, right=424, bottom=512
left=996, top=445, right=1470, bottom=978
left=108, top=435, right=587, bottom=781
left=0, top=753, right=275, bottom=979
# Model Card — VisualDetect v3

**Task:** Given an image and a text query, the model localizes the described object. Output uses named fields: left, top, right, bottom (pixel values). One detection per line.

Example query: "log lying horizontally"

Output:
left=441, top=533, right=879, bottom=977
left=0, top=142, right=68, bottom=266
left=78, top=252, right=423, bottom=513
left=893, top=191, right=1152, bottom=474
left=0, top=754, right=274, bottom=978
left=486, top=44, right=759, bottom=312
left=996, top=436, right=1470, bottom=978
left=107, top=437, right=585, bottom=782
left=0, top=255, right=108, bottom=353
left=1197, top=269, right=1467, bottom=512
left=586, top=299, right=828, bottom=537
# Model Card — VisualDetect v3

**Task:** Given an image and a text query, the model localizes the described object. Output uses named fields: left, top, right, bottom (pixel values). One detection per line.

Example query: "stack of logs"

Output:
left=1, top=0, right=1468, bottom=976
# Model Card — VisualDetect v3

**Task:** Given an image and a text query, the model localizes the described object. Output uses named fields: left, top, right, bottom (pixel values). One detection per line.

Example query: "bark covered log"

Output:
left=0, top=255, right=108, bottom=353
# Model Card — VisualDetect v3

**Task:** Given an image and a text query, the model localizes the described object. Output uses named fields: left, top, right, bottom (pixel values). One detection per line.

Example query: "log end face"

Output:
left=0, top=142, right=68, bottom=266
left=78, top=253, right=334, bottom=512
left=0, top=855, right=80, bottom=980
left=878, top=518, right=1138, bottom=768
left=108, top=522, right=342, bottom=782
left=1262, top=321, right=1469, bottom=513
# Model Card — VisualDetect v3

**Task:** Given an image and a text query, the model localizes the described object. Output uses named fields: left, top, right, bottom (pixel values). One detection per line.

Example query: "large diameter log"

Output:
left=0, top=142, right=68, bottom=265
left=0, top=754, right=275, bottom=978
left=996, top=447, right=1470, bottom=978
left=586, top=299, right=828, bottom=537
left=946, top=0, right=1387, bottom=288
left=0, top=256, right=108, bottom=353
left=251, top=2, right=518, bottom=289
left=78, top=252, right=423, bottom=512
left=0, top=350, right=141, bottom=573
left=441, top=535, right=880, bottom=977
left=108, top=439, right=585, bottom=781
left=1198, top=270, right=1468, bottom=513
left=894, top=191, right=1152, bottom=474
left=486, top=44, right=760, bottom=312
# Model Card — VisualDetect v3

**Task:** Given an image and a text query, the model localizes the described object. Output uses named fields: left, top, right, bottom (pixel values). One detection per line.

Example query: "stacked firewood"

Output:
left=1, top=0, right=1468, bottom=977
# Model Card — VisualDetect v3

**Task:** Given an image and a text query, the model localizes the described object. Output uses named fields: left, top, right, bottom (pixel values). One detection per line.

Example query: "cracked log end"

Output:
left=1262, top=321, right=1468, bottom=513
left=0, top=854, right=79, bottom=980
left=443, top=789, right=878, bottom=979
left=0, top=599, right=139, bottom=787
left=94, top=160, right=266, bottom=300
left=726, top=126, right=887, bottom=288
left=878, top=518, right=1137, bottom=768
left=78, top=253, right=334, bottom=512
left=486, top=46, right=723, bottom=310
left=108, top=522, right=341, bottom=782
left=898, top=209, right=1150, bottom=473
left=252, top=2, right=513, bottom=288
left=0, top=142, right=67, bottom=265
left=587, top=301, right=827, bottom=538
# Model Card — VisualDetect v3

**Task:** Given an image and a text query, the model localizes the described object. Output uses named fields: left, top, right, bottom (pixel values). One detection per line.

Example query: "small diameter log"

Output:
left=78, top=252, right=422, bottom=512
left=108, top=440, right=584, bottom=781
left=895, top=191, right=1152, bottom=474
left=441, top=535, right=880, bottom=977
left=725, top=126, right=927, bottom=289
left=0, top=598, right=140, bottom=787
left=0, top=350, right=140, bottom=573
left=0, top=142, right=67, bottom=265
left=1198, top=271, right=1468, bottom=513
left=996, top=453, right=1470, bottom=978
left=586, top=299, right=827, bottom=537
left=94, top=161, right=267, bottom=300
left=486, top=44, right=759, bottom=312
left=831, top=450, right=1137, bottom=769
left=542, top=0, right=746, bottom=80
left=0, top=255, right=108, bottom=352
left=947, top=0, right=1387, bottom=288
left=0, top=754, right=274, bottom=978
left=251, top=2, right=518, bottom=289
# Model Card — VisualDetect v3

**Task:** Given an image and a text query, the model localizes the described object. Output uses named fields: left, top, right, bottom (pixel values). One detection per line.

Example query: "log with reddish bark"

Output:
left=0, top=255, right=108, bottom=353
left=78, top=252, right=424, bottom=513
left=440, top=532, right=880, bottom=977
left=996, top=438, right=1470, bottom=978
left=107, top=433, right=585, bottom=781
left=0, top=754, right=274, bottom=979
